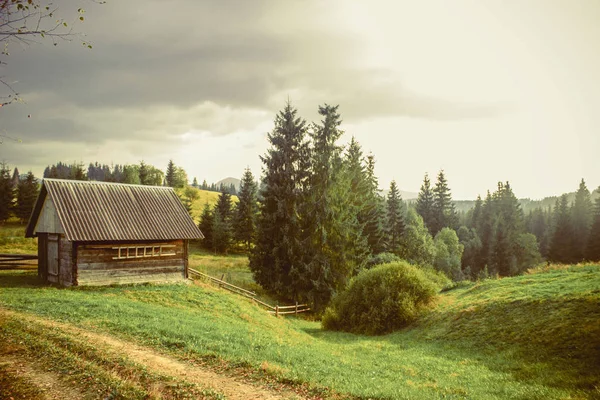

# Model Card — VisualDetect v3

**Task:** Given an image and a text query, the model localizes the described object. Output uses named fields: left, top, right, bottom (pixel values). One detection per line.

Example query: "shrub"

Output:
left=365, top=252, right=402, bottom=269
left=322, top=261, right=441, bottom=335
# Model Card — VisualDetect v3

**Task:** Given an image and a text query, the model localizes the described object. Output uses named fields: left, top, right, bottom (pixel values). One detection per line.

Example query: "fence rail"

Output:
left=0, top=254, right=38, bottom=269
left=188, top=268, right=310, bottom=316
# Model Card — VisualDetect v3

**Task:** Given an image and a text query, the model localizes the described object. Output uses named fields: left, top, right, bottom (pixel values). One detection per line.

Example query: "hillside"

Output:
left=0, top=264, right=598, bottom=399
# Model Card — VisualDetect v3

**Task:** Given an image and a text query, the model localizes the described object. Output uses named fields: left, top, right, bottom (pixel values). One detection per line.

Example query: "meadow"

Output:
left=1, top=259, right=598, bottom=399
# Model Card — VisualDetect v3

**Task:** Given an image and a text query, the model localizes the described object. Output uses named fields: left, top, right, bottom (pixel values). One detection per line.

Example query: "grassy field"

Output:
left=177, top=188, right=238, bottom=222
left=1, top=263, right=598, bottom=399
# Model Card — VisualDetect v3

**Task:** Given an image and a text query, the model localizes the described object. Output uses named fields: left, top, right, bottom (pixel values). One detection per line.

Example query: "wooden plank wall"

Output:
left=58, top=236, right=73, bottom=286
left=37, top=233, right=48, bottom=280
left=76, top=240, right=186, bottom=286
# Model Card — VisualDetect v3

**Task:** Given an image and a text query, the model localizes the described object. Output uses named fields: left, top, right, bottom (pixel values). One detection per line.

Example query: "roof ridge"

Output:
left=42, top=178, right=174, bottom=190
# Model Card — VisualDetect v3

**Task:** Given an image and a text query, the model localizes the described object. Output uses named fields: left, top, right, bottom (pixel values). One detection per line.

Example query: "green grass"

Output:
left=0, top=223, right=37, bottom=254
left=177, top=188, right=238, bottom=222
left=1, top=265, right=598, bottom=399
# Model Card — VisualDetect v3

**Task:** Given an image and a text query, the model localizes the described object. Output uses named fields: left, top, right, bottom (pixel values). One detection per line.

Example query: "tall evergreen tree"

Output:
left=233, top=167, right=258, bottom=251
left=548, top=194, right=575, bottom=263
left=198, top=203, right=214, bottom=251
left=476, top=191, right=495, bottom=276
left=165, top=159, right=177, bottom=187
left=138, top=161, right=149, bottom=185
left=211, top=208, right=232, bottom=254
left=431, top=170, right=458, bottom=235
left=586, top=197, right=600, bottom=261
left=249, top=102, right=309, bottom=299
left=416, top=173, right=435, bottom=235
left=571, top=179, right=593, bottom=261
left=363, top=154, right=386, bottom=254
left=299, top=104, right=368, bottom=309
left=385, top=180, right=405, bottom=254
left=15, top=171, right=38, bottom=223
left=343, top=138, right=385, bottom=255
left=0, top=163, right=14, bottom=222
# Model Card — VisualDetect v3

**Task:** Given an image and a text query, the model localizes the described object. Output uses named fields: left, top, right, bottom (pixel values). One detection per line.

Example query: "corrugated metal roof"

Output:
left=26, top=179, right=204, bottom=241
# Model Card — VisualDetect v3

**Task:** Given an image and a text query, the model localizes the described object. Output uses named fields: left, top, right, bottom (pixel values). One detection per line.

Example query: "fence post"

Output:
left=219, top=273, right=225, bottom=288
left=275, top=305, right=279, bottom=317
left=295, top=302, right=298, bottom=315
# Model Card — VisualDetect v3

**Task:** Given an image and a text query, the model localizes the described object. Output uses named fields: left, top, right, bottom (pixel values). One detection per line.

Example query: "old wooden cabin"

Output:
left=25, top=179, right=204, bottom=286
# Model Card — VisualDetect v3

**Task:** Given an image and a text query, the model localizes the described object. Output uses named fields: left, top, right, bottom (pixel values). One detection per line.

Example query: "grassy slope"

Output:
left=1, top=265, right=598, bottom=399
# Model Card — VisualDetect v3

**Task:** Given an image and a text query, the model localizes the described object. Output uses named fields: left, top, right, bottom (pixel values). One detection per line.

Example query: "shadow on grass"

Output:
left=0, top=270, right=46, bottom=289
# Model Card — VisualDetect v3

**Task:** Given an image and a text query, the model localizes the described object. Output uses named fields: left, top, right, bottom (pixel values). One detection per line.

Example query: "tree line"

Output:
left=215, top=103, right=600, bottom=311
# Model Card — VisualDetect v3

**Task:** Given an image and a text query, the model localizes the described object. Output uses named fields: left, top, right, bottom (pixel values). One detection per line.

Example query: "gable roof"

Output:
left=26, top=179, right=204, bottom=241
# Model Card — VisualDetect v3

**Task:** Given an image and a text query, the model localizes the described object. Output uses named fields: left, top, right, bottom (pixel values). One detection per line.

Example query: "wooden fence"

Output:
left=0, top=253, right=37, bottom=269
left=188, top=268, right=310, bottom=316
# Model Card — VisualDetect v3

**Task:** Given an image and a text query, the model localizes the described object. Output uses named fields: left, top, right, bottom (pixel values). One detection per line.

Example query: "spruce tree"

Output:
left=192, top=177, right=198, bottom=188
left=363, top=154, right=386, bottom=254
left=233, top=167, right=258, bottom=251
left=385, top=180, right=405, bottom=254
left=586, top=197, right=600, bottom=261
left=300, top=104, right=368, bottom=309
left=549, top=194, right=575, bottom=263
left=211, top=209, right=232, bottom=254
left=165, top=159, right=176, bottom=187
left=343, top=138, right=385, bottom=255
left=198, top=203, right=214, bottom=250
left=249, top=102, right=309, bottom=299
left=476, top=191, right=495, bottom=276
left=138, top=161, right=149, bottom=185
left=431, top=170, right=458, bottom=235
left=571, top=179, right=593, bottom=261
left=15, top=171, right=39, bottom=223
left=0, top=163, right=14, bottom=222
left=416, top=173, right=435, bottom=234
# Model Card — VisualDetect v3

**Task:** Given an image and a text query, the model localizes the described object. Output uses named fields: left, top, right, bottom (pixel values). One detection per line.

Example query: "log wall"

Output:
left=76, top=240, right=187, bottom=286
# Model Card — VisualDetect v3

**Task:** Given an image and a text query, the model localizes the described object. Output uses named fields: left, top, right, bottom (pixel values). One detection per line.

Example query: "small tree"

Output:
left=433, top=227, right=464, bottom=281
left=198, top=203, right=214, bottom=250
left=233, top=168, right=258, bottom=251
left=416, top=173, right=435, bottom=234
left=15, top=171, right=39, bottom=223
left=0, top=163, right=14, bottom=222
left=385, top=180, right=405, bottom=254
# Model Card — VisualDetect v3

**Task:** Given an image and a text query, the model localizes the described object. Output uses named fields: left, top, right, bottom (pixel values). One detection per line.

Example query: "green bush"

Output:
left=322, top=261, right=441, bottom=335
left=365, top=252, right=402, bottom=269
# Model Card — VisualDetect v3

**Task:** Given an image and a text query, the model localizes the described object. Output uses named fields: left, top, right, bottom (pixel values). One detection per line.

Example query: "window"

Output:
left=112, top=245, right=176, bottom=260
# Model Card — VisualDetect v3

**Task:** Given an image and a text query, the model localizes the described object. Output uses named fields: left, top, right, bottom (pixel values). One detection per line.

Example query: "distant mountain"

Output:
left=400, top=190, right=418, bottom=200
left=216, top=177, right=241, bottom=191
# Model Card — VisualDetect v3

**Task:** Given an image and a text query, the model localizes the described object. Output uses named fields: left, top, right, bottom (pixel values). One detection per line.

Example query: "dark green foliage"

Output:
left=211, top=191, right=233, bottom=253
left=457, top=226, right=482, bottom=279
left=299, top=104, right=368, bottom=309
left=549, top=195, right=575, bottom=263
left=397, top=208, right=436, bottom=267
left=211, top=209, right=232, bottom=254
left=14, top=171, right=38, bottom=223
left=198, top=203, right=214, bottom=250
left=165, top=159, right=176, bottom=187
left=164, top=160, right=187, bottom=188
left=431, top=170, right=458, bottom=235
left=321, top=261, right=440, bottom=335
left=571, top=179, right=592, bottom=261
left=365, top=252, right=402, bottom=269
left=385, top=180, right=405, bottom=254
left=416, top=173, right=435, bottom=235
left=433, top=227, right=464, bottom=281
left=364, top=155, right=387, bottom=254
left=233, top=168, right=258, bottom=251
left=43, top=162, right=87, bottom=180
left=249, top=102, right=309, bottom=299
left=138, top=161, right=163, bottom=186
left=525, top=207, right=551, bottom=258
left=0, top=163, right=14, bottom=222
left=514, top=233, right=542, bottom=273
left=587, top=197, right=600, bottom=261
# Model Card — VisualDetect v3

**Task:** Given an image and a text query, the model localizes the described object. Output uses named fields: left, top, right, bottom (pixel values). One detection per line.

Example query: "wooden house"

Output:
left=25, top=179, right=204, bottom=286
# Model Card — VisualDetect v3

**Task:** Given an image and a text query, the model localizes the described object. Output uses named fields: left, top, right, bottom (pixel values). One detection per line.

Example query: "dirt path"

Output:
left=0, top=308, right=306, bottom=400
left=0, top=355, right=84, bottom=400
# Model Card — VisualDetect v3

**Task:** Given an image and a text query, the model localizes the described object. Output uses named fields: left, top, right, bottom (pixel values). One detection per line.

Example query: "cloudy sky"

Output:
left=1, top=0, right=599, bottom=199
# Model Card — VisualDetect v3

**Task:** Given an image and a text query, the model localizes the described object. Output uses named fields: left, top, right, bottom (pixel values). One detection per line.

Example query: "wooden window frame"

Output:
left=112, top=245, right=176, bottom=260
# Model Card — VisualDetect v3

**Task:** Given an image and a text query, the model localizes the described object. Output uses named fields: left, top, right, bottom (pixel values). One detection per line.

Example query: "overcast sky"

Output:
left=1, top=0, right=599, bottom=199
